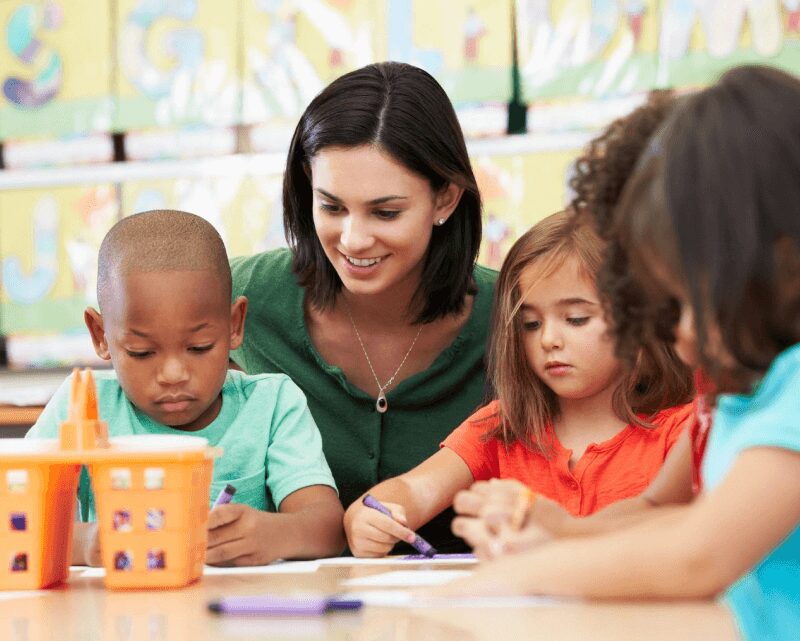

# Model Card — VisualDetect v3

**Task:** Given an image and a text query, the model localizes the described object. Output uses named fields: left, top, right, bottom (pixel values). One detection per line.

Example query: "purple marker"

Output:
left=208, top=594, right=362, bottom=615
left=213, top=484, right=237, bottom=507
left=402, top=553, right=475, bottom=560
left=362, top=494, right=437, bottom=558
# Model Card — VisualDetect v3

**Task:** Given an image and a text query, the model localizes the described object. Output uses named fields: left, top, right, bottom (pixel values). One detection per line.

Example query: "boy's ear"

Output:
left=84, top=307, right=112, bottom=361
left=432, top=182, right=464, bottom=225
left=229, top=296, right=248, bottom=350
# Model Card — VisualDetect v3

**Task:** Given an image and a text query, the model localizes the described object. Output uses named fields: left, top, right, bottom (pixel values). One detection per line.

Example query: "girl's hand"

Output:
left=344, top=499, right=416, bottom=557
left=453, top=479, right=536, bottom=534
left=206, top=504, right=281, bottom=566
left=452, top=514, right=552, bottom=560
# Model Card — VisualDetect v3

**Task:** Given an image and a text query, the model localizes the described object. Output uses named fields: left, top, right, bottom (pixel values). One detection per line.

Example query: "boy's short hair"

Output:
left=97, top=210, right=231, bottom=310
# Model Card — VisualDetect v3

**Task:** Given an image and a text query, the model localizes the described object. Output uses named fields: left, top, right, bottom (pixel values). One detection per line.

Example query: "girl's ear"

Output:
left=229, top=296, right=248, bottom=350
left=432, top=183, right=464, bottom=225
left=84, top=308, right=111, bottom=360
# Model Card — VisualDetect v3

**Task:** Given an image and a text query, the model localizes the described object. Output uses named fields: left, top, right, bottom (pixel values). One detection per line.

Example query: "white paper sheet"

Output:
left=75, top=560, right=321, bottom=579
left=0, top=591, right=49, bottom=601
left=341, top=570, right=472, bottom=588
left=202, top=561, right=321, bottom=575
left=347, top=589, right=562, bottom=608
left=318, top=555, right=478, bottom=566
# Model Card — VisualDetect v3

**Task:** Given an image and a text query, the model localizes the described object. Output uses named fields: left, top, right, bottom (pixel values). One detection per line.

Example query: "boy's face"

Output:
left=85, top=269, right=246, bottom=431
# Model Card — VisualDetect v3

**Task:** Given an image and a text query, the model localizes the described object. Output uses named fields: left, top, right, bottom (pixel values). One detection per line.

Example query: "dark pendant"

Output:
left=376, top=393, right=388, bottom=414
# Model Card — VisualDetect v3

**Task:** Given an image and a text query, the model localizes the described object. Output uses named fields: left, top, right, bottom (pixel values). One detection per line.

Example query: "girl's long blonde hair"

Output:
left=485, top=210, right=693, bottom=455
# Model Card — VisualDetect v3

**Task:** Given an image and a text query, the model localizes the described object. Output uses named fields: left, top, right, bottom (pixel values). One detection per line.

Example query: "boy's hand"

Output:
left=206, top=504, right=281, bottom=566
left=73, top=522, right=103, bottom=567
left=344, top=499, right=416, bottom=557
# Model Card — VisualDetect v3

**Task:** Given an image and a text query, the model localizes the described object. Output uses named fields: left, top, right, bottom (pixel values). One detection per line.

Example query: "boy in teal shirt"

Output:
left=27, top=210, right=344, bottom=566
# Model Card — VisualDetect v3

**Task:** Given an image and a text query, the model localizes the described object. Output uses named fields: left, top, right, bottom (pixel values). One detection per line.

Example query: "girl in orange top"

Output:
left=452, top=95, right=716, bottom=558
left=343, top=210, right=694, bottom=556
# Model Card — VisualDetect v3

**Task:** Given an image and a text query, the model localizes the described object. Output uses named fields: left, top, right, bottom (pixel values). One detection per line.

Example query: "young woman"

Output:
left=230, top=62, right=495, bottom=551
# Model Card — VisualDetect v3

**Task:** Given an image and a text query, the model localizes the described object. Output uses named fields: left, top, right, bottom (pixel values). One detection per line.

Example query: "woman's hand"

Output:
left=344, top=498, right=416, bottom=557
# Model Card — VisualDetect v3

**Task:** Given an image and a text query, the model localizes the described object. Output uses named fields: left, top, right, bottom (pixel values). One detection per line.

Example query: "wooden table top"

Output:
left=0, top=405, right=43, bottom=427
left=0, top=561, right=740, bottom=641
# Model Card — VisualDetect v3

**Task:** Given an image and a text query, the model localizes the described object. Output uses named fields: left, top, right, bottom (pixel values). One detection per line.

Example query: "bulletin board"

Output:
left=0, top=0, right=113, bottom=140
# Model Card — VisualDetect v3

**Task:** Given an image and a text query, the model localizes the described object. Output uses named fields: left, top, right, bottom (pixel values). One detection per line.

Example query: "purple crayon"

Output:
left=213, top=484, right=237, bottom=507
left=362, top=493, right=437, bottom=558
left=208, top=594, right=362, bottom=615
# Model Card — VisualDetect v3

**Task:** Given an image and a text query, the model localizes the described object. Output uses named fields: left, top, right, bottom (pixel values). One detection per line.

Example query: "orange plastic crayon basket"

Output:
left=0, top=369, right=219, bottom=591
left=0, top=451, right=81, bottom=590
left=90, top=442, right=215, bottom=589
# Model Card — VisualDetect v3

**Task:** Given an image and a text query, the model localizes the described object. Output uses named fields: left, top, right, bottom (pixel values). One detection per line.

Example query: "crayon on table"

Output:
left=362, top=493, right=437, bottom=558
left=208, top=594, right=363, bottom=615
left=213, top=484, right=237, bottom=507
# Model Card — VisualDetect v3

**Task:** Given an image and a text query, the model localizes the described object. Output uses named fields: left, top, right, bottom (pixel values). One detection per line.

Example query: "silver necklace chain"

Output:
left=343, top=301, right=423, bottom=414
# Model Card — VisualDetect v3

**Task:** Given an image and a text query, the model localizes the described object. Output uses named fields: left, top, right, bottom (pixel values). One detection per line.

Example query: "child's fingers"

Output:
left=357, top=502, right=414, bottom=541
left=452, top=516, right=492, bottom=553
left=205, top=537, right=248, bottom=566
left=348, top=511, right=416, bottom=557
left=373, top=512, right=416, bottom=543
left=353, top=532, right=396, bottom=557
left=357, top=511, right=415, bottom=545
left=479, top=485, right=535, bottom=533
left=362, top=522, right=409, bottom=546
left=464, top=480, right=496, bottom=498
left=452, top=488, right=484, bottom=516
left=207, top=503, right=244, bottom=530
left=349, top=526, right=396, bottom=557
left=509, top=488, right=536, bottom=530
left=382, top=502, right=409, bottom=526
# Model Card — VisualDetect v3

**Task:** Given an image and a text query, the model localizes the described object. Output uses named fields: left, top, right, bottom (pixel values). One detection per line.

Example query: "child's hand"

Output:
left=206, top=503, right=280, bottom=566
left=84, top=524, right=102, bottom=566
left=453, top=479, right=536, bottom=533
left=73, top=521, right=103, bottom=567
left=451, top=514, right=551, bottom=560
left=344, top=499, right=416, bottom=557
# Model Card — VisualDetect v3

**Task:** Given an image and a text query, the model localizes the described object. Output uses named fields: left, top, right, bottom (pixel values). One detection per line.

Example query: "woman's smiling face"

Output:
left=309, top=145, right=458, bottom=299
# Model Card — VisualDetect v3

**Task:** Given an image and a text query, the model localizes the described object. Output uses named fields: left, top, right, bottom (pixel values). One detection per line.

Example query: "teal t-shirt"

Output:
left=702, top=343, right=800, bottom=641
left=231, top=248, right=497, bottom=552
left=26, top=369, right=336, bottom=520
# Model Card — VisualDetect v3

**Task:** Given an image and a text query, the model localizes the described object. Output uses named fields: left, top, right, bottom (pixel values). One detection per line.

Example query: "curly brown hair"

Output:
left=614, top=66, right=800, bottom=393
left=568, top=91, right=687, bottom=364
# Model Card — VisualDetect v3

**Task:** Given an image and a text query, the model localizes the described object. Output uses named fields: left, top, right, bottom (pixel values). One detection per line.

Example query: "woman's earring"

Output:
left=436, top=218, right=446, bottom=226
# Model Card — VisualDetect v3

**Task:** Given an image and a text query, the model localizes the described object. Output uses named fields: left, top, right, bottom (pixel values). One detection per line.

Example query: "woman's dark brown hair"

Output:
left=283, top=61, right=482, bottom=323
left=613, top=65, right=800, bottom=391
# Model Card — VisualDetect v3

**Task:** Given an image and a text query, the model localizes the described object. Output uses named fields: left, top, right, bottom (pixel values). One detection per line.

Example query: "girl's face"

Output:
left=636, top=253, right=732, bottom=371
left=519, top=256, right=623, bottom=402
left=309, top=145, right=460, bottom=300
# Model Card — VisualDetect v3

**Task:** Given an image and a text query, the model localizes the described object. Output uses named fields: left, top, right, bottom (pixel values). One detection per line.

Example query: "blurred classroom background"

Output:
left=1, top=0, right=799, bottom=374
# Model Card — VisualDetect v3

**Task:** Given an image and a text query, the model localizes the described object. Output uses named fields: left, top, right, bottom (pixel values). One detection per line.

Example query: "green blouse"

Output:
left=231, top=248, right=497, bottom=551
